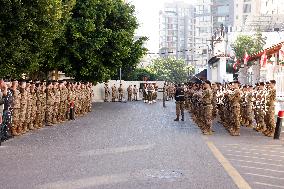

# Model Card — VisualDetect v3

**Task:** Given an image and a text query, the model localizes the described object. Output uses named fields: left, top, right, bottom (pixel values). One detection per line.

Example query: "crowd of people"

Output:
left=173, top=80, right=276, bottom=137
left=0, top=79, right=93, bottom=144
left=104, top=83, right=161, bottom=104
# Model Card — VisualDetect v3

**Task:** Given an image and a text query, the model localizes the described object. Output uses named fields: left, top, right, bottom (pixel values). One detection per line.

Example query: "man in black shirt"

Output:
left=174, top=84, right=185, bottom=121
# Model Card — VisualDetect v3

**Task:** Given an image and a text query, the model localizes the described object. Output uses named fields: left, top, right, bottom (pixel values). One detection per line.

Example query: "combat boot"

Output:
left=181, top=115, right=184, bottom=121
left=174, top=115, right=179, bottom=121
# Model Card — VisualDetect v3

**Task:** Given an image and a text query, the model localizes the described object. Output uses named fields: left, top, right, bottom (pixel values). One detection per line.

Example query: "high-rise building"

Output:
left=212, top=0, right=234, bottom=32
left=193, top=0, right=213, bottom=70
left=233, top=0, right=261, bottom=31
left=159, top=1, right=195, bottom=61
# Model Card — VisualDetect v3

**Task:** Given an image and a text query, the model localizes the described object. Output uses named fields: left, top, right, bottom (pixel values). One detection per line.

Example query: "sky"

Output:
left=128, top=0, right=174, bottom=53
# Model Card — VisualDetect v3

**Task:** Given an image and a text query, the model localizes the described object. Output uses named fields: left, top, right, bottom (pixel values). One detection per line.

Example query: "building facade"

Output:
left=212, top=0, right=234, bottom=32
left=159, top=1, right=195, bottom=61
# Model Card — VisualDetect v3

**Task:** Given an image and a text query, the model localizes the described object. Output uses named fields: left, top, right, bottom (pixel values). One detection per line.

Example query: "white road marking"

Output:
left=244, top=173, right=284, bottom=180
left=226, top=150, right=284, bottom=158
left=237, top=165, right=284, bottom=173
left=226, top=154, right=284, bottom=163
left=254, top=182, right=284, bottom=188
left=79, top=144, right=155, bottom=156
left=229, top=159, right=284, bottom=167
left=225, top=146, right=284, bottom=154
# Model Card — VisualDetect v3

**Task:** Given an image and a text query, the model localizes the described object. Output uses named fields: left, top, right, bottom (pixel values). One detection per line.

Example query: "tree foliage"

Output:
left=231, top=31, right=266, bottom=61
left=0, top=0, right=147, bottom=82
left=147, top=58, right=193, bottom=83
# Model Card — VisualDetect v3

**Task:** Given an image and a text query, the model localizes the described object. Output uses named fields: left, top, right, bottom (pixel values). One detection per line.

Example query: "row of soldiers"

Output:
left=182, top=80, right=276, bottom=136
left=104, top=83, right=139, bottom=102
left=0, top=79, right=93, bottom=140
left=142, top=83, right=159, bottom=104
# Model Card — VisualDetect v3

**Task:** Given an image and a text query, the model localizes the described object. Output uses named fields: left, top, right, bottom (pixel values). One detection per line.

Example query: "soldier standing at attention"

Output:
left=46, top=82, right=54, bottom=126
left=174, top=83, right=185, bottom=121
left=24, top=82, right=33, bottom=132
left=118, top=84, right=123, bottom=102
left=35, top=82, right=43, bottom=128
left=30, top=82, right=38, bottom=129
left=201, top=80, right=213, bottom=135
left=53, top=81, right=60, bottom=123
left=127, top=85, right=133, bottom=101
left=229, top=81, right=241, bottom=136
left=264, top=80, right=276, bottom=137
left=111, top=84, right=116, bottom=102
left=19, top=81, right=28, bottom=135
left=133, top=85, right=138, bottom=101
left=104, top=83, right=110, bottom=102
left=11, top=80, right=20, bottom=136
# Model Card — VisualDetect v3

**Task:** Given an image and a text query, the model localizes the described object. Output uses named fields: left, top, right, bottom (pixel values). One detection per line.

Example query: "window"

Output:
left=243, top=4, right=251, bottom=13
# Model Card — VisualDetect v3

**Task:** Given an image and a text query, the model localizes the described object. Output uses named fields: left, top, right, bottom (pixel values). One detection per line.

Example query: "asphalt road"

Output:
left=0, top=101, right=283, bottom=189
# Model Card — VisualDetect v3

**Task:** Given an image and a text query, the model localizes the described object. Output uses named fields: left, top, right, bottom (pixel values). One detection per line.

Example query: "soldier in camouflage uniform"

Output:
left=11, top=80, right=21, bottom=136
left=19, top=81, right=28, bottom=134
left=201, top=81, right=213, bottom=135
left=118, top=84, right=123, bottom=102
left=104, top=83, right=110, bottom=102
left=264, top=80, right=276, bottom=137
left=228, top=81, right=241, bottom=136
left=46, top=82, right=54, bottom=126
left=53, top=81, right=60, bottom=124
left=30, top=82, right=38, bottom=129
left=254, top=82, right=267, bottom=132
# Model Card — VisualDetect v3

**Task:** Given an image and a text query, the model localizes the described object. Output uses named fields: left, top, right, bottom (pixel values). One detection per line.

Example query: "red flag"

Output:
left=233, top=58, right=240, bottom=70
left=243, top=52, right=250, bottom=65
left=260, top=51, right=267, bottom=68
left=279, top=44, right=284, bottom=61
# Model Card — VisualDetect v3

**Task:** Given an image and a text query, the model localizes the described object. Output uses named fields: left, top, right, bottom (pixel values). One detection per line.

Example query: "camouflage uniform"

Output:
left=104, top=84, right=110, bottom=102
left=264, top=88, right=276, bottom=137
left=201, top=88, right=213, bottom=135
left=111, top=85, right=117, bottom=102
left=229, top=89, right=241, bottom=136
left=53, top=87, right=60, bottom=123
left=30, top=89, right=37, bottom=129
left=20, top=88, right=28, bottom=134
left=12, top=88, right=21, bottom=136
left=46, top=88, right=54, bottom=126
left=118, top=85, right=123, bottom=102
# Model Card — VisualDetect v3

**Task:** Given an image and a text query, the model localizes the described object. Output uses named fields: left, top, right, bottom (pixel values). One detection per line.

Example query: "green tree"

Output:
left=0, top=0, right=75, bottom=79
left=147, top=58, right=193, bottom=83
left=60, top=0, right=147, bottom=83
left=126, top=67, right=157, bottom=81
left=231, top=31, right=266, bottom=61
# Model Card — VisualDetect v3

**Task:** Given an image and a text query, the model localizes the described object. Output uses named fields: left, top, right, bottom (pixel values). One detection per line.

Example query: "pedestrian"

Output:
left=174, top=83, right=185, bottom=121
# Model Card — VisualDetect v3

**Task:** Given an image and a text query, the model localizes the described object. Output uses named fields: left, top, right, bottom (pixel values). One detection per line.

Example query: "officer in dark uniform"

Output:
left=174, top=83, right=185, bottom=121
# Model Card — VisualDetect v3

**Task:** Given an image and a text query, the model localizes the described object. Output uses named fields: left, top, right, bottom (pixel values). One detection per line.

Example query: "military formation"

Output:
left=104, top=83, right=159, bottom=104
left=104, top=83, right=139, bottom=102
left=0, top=79, right=93, bottom=142
left=171, top=80, right=277, bottom=137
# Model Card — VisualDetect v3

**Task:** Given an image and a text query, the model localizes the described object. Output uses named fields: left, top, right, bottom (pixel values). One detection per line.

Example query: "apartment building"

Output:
left=159, top=1, right=195, bottom=61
